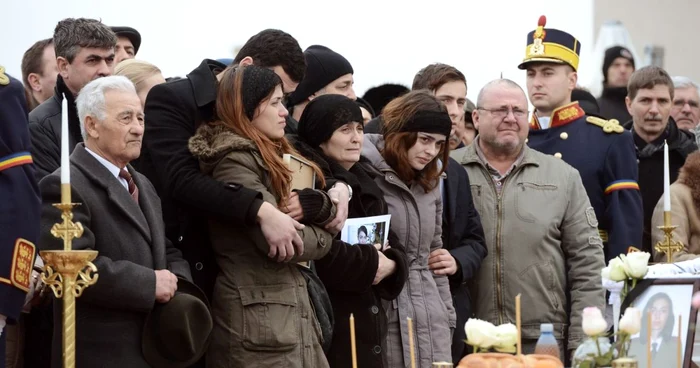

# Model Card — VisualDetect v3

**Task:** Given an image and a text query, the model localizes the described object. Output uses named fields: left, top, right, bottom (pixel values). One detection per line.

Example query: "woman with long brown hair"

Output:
left=188, top=65, right=336, bottom=368
left=361, top=90, right=456, bottom=366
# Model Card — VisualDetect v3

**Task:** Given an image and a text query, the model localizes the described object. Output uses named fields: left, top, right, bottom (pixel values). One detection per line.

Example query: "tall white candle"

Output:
left=61, top=94, right=70, bottom=184
left=664, top=140, right=671, bottom=212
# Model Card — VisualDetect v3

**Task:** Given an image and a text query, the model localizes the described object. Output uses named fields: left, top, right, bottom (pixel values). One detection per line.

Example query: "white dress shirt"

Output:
left=85, top=147, right=129, bottom=191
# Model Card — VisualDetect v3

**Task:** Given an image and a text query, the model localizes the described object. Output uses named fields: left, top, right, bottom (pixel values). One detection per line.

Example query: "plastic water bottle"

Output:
left=534, top=323, right=560, bottom=359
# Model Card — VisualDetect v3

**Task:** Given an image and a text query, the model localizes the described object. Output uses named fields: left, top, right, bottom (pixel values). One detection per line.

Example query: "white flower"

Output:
left=621, top=252, right=650, bottom=279
left=601, top=266, right=611, bottom=281
left=619, top=307, right=642, bottom=335
left=608, top=257, right=627, bottom=282
left=493, top=323, right=518, bottom=353
left=465, top=318, right=499, bottom=349
left=581, top=307, right=608, bottom=336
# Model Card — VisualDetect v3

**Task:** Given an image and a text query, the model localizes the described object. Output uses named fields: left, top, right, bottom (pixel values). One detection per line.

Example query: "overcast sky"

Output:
left=4, top=0, right=596, bottom=101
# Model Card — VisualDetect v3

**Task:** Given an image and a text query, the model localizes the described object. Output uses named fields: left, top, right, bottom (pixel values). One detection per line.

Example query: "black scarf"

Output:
left=55, top=75, right=83, bottom=145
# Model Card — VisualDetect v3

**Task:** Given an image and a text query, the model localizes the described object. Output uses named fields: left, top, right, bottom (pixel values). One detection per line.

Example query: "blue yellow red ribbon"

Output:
left=604, top=180, right=639, bottom=195
left=0, top=151, right=33, bottom=172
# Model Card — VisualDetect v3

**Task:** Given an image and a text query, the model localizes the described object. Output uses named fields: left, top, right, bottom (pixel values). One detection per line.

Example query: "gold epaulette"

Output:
left=0, top=66, right=9, bottom=86
left=586, top=116, right=624, bottom=134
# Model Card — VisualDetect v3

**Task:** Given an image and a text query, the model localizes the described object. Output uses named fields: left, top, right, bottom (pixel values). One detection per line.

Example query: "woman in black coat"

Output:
left=290, top=94, right=408, bottom=368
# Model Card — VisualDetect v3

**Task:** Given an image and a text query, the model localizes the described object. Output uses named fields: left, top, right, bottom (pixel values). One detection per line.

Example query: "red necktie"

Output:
left=119, top=169, right=139, bottom=204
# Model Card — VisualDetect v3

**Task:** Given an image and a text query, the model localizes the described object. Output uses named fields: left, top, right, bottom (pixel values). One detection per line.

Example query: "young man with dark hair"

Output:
left=365, top=63, right=467, bottom=138
left=623, top=66, right=697, bottom=251
left=28, top=18, right=117, bottom=180
left=138, top=29, right=350, bottom=310
left=232, top=29, right=306, bottom=95
left=21, top=38, right=58, bottom=111
left=522, top=15, right=642, bottom=262
left=287, top=45, right=356, bottom=122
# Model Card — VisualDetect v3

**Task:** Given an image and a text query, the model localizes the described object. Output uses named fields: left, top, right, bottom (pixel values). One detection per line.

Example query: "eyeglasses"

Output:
left=477, top=107, right=530, bottom=119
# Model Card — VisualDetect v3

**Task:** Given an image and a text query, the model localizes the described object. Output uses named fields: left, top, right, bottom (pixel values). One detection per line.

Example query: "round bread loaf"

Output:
left=456, top=353, right=563, bottom=368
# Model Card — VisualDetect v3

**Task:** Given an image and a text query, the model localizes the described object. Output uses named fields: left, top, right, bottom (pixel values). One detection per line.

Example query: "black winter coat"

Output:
left=138, top=59, right=264, bottom=298
left=442, top=157, right=487, bottom=363
left=28, top=76, right=82, bottom=181
left=293, top=139, right=409, bottom=368
left=624, top=118, right=698, bottom=251
left=597, top=86, right=632, bottom=123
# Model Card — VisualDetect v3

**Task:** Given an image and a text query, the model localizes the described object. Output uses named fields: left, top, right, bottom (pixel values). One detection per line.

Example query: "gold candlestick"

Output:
left=41, top=202, right=99, bottom=368
left=654, top=211, right=684, bottom=263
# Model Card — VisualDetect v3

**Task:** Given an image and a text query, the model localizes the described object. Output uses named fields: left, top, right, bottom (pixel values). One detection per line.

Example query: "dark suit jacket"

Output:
left=38, top=144, right=191, bottom=368
left=138, top=59, right=263, bottom=299
left=442, top=157, right=488, bottom=364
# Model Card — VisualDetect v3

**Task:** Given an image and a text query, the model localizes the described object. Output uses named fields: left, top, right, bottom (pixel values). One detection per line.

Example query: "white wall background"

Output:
left=2, top=0, right=594, bottom=102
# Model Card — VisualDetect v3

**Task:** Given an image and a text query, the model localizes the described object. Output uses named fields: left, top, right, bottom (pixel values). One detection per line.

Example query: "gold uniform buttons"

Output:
left=554, top=152, right=562, bottom=159
left=560, top=132, right=568, bottom=140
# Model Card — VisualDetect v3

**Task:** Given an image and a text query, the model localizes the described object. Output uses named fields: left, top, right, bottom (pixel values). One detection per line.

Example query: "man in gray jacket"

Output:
left=451, top=79, right=605, bottom=361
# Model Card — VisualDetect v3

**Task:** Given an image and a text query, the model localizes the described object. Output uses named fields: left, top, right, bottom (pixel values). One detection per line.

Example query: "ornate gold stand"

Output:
left=612, top=357, right=638, bottom=368
left=40, top=201, right=99, bottom=368
left=654, top=211, right=684, bottom=263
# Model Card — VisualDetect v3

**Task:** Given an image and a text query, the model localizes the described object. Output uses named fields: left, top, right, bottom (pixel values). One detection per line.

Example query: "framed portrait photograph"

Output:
left=340, top=214, right=391, bottom=248
left=621, top=278, right=700, bottom=368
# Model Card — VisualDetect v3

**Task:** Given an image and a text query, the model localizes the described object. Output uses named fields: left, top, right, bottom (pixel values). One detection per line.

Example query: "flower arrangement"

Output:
left=601, top=252, right=650, bottom=300
left=464, top=319, right=518, bottom=353
left=573, top=306, right=642, bottom=368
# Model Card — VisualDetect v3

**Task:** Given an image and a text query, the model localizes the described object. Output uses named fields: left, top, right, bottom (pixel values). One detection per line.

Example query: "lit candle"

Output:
left=664, top=140, right=670, bottom=212
left=350, top=314, right=357, bottom=368
left=61, top=94, right=71, bottom=204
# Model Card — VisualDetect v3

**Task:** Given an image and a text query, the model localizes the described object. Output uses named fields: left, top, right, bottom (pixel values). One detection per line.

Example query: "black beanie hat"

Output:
left=355, top=97, right=376, bottom=118
left=603, top=46, right=635, bottom=83
left=240, top=66, right=282, bottom=120
left=571, top=88, right=600, bottom=116
left=287, top=45, right=354, bottom=106
left=297, top=94, right=363, bottom=148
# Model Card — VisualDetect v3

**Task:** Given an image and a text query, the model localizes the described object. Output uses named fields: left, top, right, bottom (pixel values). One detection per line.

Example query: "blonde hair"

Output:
left=114, top=59, right=162, bottom=93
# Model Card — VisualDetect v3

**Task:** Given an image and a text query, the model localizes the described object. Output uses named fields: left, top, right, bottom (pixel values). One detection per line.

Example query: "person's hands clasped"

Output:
left=325, top=183, right=349, bottom=234
left=279, top=192, right=304, bottom=221
left=428, top=249, right=458, bottom=276
left=154, top=269, right=178, bottom=303
left=258, top=201, right=304, bottom=262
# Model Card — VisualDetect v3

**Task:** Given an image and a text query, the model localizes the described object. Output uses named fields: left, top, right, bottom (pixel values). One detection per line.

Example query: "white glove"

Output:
left=0, top=314, right=6, bottom=338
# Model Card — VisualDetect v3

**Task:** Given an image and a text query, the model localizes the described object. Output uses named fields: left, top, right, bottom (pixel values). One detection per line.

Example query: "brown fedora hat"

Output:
left=142, top=278, right=212, bottom=368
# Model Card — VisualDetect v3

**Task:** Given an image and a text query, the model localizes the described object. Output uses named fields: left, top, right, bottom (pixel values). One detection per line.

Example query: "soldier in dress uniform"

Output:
left=519, top=16, right=643, bottom=261
left=0, top=67, right=41, bottom=365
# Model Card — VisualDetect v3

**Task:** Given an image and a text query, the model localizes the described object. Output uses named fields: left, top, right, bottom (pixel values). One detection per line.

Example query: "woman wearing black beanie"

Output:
left=361, top=90, right=455, bottom=367
left=294, top=94, right=409, bottom=368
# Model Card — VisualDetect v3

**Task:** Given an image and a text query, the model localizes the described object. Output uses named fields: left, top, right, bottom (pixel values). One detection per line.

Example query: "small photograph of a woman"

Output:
left=628, top=292, right=680, bottom=368
left=357, top=225, right=370, bottom=244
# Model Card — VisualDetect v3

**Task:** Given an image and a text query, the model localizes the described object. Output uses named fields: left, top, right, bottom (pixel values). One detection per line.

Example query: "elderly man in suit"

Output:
left=38, top=75, right=191, bottom=368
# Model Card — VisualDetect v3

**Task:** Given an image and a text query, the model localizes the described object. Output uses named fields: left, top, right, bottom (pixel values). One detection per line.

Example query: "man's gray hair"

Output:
left=476, top=79, right=525, bottom=107
left=672, top=76, right=700, bottom=91
left=76, top=76, right=137, bottom=140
